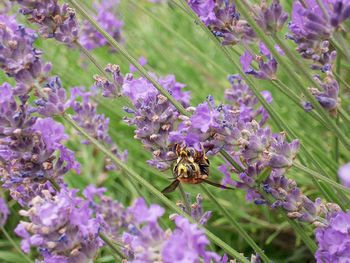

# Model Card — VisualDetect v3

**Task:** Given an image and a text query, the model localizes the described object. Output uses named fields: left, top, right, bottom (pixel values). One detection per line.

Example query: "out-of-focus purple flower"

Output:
left=330, top=0, right=350, bottom=27
left=70, top=86, right=128, bottom=170
left=15, top=188, right=101, bottom=261
left=315, top=209, right=350, bottom=262
left=0, top=14, right=52, bottom=95
left=187, top=0, right=216, bottom=26
left=175, top=193, right=212, bottom=225
left=0, top=0, right=13, bottom=14
left=80, top=0, right=124, bottom=51
left=83, top=185, right=133, bottom=242
left=0, top=197, right=9, bottom=227
left=162, top=216, right=221, bottom=263
left=253, top=0, right=289, bottom=34
left=338, top=162, right=350, bottom=188
left=122, top=65, right=191, bottom=171
left=13, top=0, right=79, bottom=44
left=122, top=198, right=220, bottom=262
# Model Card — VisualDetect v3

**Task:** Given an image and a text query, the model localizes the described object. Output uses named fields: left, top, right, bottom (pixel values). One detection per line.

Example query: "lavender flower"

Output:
left=15, top=188, right=101, bottom=262
left=121, top=63, right=191, bottom=171
left=287, top=0, right=348, bottom=63
left=0, top=84, right=80, bottom=205
left=0, top=197, right=9, bottom=227
left=0, top=14, right=52, bottom=95
left=13, top=0, right=79, bottom=44
left=252, top=0, right=289, bottom=34
left=187, top=0, right=256, bottom=45
left=122, top=198, right=221, bottom=262
left=315, top=209, right=350, bottom=262
left=239, top=42, right=283, bottom=80
left=0, top=0, right=13, bottom=14
left=338, top=162, right=350, bottom=188
left=301, top=72, right=340, bottom=114
left=80, top=0, right=124, bottom=51
left=174, top=193, right=212, bottom=225
left=83, top=185, right=134, bottom=242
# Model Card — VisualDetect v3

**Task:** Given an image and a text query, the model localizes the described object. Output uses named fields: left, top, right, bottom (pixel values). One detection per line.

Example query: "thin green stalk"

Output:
left=68, top=0, right=188, bottom=117
left=333, top=31, right=350, bottom=63
left=200, top=185, right=272, bottom=263
left=62, top=113, right=249, bottom=262
left=293, top=163, right=350, bottom=195
left=132, top=1, right=228, bottom=76
left=339, top=108, right=350, bottom=128
left=178, top=184, right=192, bottom=215
left=100, top=233, right=126, bottom=260
left=1, top=226, right=34, bottom=263
left=220, top=150, right=244, bottom=173
left=334, top=71, right=350, bottom=92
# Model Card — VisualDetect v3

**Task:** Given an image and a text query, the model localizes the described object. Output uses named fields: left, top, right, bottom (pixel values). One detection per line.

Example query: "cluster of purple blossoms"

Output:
left=315, top=209, right=350, bottom=262
left=122, top=198, right=221, bottom=262
left=239, top=42, right=284, bottom=80
left=15, top=188, right=101, bottom=262
left=0, top=14, right=52, bottom=95
left=83, top=185, right=133, bottom=242
left=187, top=0, right=288, bottom=45
left=301, top=71, right=340, bottom=114
left=187, top=0, right=256, bottom=45
left=287, top=0, right=350, bottom=63
left=80, top=0, right=124, bottom=51
left=174, top=193, right=213, bottom=225
left=117, top=59, right=191, bottom=171
left=0, top=197, right=9, bottom=227
left=0, top=83, right=80, bottom=205
left=12, top=0, right=79, bottom=44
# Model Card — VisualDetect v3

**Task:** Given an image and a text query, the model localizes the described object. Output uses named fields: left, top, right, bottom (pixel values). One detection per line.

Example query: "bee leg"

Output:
left=161, top=180, right=180, bottom=194
left=200, top=179, right=235, bottom=190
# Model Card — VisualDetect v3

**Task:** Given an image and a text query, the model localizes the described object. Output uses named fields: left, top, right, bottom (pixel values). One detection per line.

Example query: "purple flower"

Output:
left=338, top=162, right=350, bottom=188
left=15, top=188, right=101, bottom=262
left=174, top=193, right=213, bottom=225
left=14, top=0, right=79, bottom=44
left=0, top=197, right=9, bottom=227
left=80, top=0, right=124, bottom=51
left=0, top=14, right=52, bottom=95
left=187, top=0, right=216, bottom=26
left=162, top=216, right=221, bottom=263
left=315, top=209, right=350, bottom=262
left=122, top=68, right=191, bottom=171
left=133, top=198, right=165, bottom=224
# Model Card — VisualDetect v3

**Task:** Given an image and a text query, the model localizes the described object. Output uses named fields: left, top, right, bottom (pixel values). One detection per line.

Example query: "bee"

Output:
left=161, top=144, right=235, bottom=193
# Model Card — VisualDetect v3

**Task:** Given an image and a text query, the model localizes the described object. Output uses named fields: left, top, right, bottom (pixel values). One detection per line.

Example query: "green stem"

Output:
left=200, top=185, right=272, bottom=263
left=219, top=150, right=244, bottom=173
left=332, top=31, right=350, bottom=63
left=1, top=226, right=34, bottom=263
left=333, top=72, right=350, bottom=92
left=99, top=233, right=126, bottom=260
left=339, top=108, right=350, bottom=128
left=178, top=184, right=192, bottom=215
left=68, top=0, right=188, bottom=117
left=293, top=163, right=350, bottom=195
left=62, top=113, right=249, bottom=262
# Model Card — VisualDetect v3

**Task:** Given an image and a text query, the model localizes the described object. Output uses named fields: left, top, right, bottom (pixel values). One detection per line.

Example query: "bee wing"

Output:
left=161, top=180, right=180, bottom=194
left=200, top=179, right=235, bottom=190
